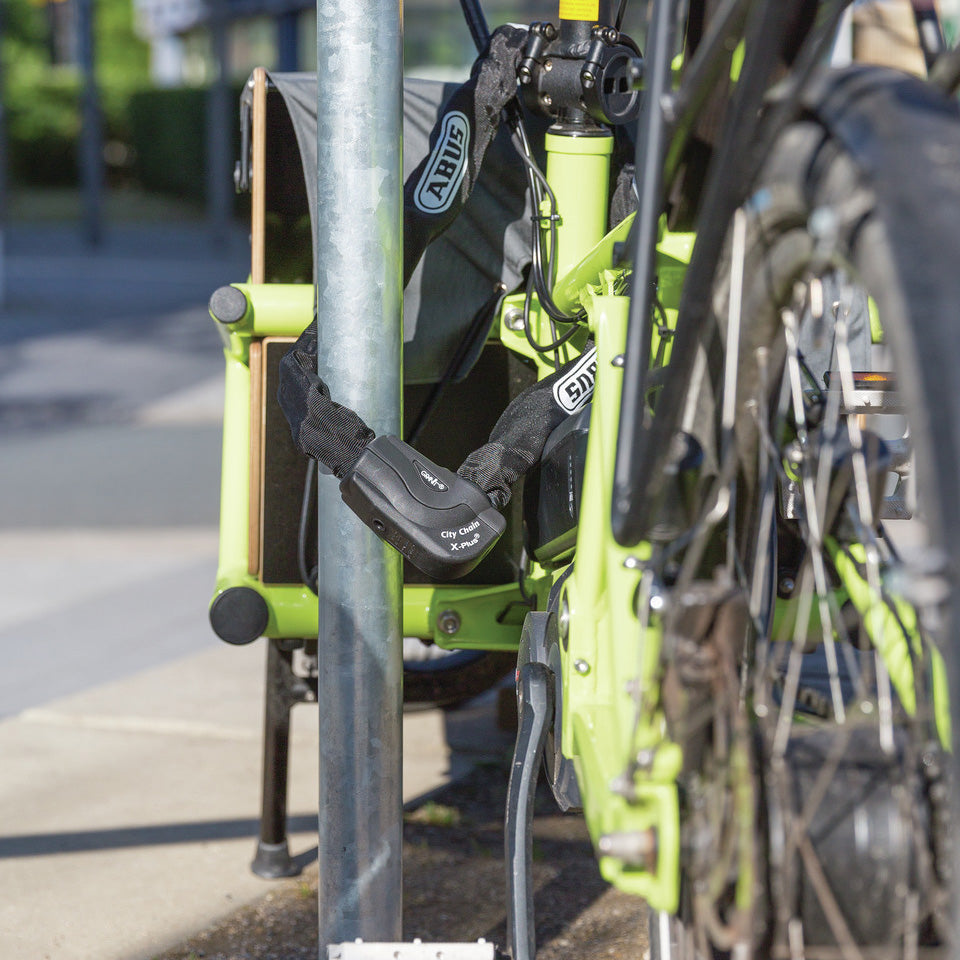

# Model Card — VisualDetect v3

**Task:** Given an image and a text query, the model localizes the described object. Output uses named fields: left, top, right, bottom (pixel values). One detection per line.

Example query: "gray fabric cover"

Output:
left=249, top=72, right=534, bottom=384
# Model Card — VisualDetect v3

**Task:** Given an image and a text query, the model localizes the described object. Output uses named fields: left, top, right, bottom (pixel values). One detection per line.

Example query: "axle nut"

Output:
left=437, top=610, right=461, bottom=635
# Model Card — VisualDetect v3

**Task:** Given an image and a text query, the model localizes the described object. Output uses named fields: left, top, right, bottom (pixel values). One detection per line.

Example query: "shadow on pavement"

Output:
left=0, top=814, right=318, bottom=859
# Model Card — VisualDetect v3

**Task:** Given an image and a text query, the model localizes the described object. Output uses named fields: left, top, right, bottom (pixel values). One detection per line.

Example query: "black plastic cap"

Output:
left=209, top=587, right=269, bottom=645
left=209, top=285, right=249, bottom=325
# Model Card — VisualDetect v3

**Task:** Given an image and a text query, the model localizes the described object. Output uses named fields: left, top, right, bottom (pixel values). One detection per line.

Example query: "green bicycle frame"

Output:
left=507, top=125, right=695, bottom=912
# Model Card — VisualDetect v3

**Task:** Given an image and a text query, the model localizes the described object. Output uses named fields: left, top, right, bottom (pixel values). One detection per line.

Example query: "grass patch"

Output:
left=405, top=801, right=462, bottom=827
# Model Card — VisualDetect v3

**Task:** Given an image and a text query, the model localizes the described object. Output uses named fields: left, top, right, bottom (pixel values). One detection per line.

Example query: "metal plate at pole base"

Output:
left=328, top=941, right=499, bottom=959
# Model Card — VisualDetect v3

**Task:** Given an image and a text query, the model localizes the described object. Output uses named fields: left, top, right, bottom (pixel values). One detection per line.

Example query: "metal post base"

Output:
left=251, top=839, right=299, bottom=879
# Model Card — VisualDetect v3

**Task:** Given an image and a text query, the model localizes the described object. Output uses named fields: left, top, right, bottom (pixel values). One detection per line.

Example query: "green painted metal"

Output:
left=544, top=131, right=614, bottom=282
left=869, top=296, right=883, bottom=343
left=829, top=539, right=951, bottom=749
left=559, top=294, right=681, bottom=911
left=209, top=571, right=533, bottom=646
left=553, top=214, right=633, bottom=314
left=216, top=350, right=252, bottom=579
left=497, top=291, right=586, bottom=377
left=225, top=283, right=315, bottom=337
left=405, top=580, right=549, bottom=651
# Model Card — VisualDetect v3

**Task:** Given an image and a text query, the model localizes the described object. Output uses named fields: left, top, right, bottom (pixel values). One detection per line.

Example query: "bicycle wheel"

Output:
left=402, top=642, right=514, bottom=707
left=660, top=69, right=960, bottom=958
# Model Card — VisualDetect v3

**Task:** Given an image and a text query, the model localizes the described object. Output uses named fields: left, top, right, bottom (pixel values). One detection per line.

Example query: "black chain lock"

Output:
left=340, top=436, right=506, bottom=580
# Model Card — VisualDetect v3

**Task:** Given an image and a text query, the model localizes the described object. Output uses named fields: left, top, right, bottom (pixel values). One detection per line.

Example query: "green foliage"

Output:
left=127, top=85, right=242, bottom=202
left=2, top=0, right=150, bottom=186
left=404, top=802, right=463, bottom=827
left=128, top=86, right=207, bottom=200
left=6, top=70, right=82, bottom=185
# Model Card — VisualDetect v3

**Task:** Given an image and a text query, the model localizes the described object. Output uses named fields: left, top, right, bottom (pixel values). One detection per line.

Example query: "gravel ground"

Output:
left=149, top=764, right=650, bottom=960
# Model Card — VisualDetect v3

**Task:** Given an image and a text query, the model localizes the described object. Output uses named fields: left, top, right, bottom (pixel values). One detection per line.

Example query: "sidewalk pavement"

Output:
left=0, top=221, right=496, bottom=960
left=0, top=627, right=463, bottom=960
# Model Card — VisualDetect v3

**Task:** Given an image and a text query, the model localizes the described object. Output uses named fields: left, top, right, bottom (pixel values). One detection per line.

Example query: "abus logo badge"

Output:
left=553, top=346, right=598, bottom=414
left=413, top=111, right=470, bottom=215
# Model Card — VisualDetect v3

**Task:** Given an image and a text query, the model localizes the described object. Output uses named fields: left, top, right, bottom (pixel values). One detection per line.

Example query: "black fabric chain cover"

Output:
left=457, top=347, right=595, bottom=509
left=278, top=25, right=599, bottom=507
left=280, top=323, right=595, bottom=508
left=277, top=319, right=375, bottom=480
left=402, top=24, right=528, bottom=284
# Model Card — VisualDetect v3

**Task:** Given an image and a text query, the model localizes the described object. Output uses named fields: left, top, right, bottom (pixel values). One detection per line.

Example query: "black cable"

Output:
left=549, top=317, right=562, bottom=370
left=458, top=0, right=491, bottom=54
left=510, top=128, right=588, bottom=326
left=298, top=459, right=318, bottom=594
left=521, top=270, right=581, bottom=354
left=614, top=0, right=628, bottom=31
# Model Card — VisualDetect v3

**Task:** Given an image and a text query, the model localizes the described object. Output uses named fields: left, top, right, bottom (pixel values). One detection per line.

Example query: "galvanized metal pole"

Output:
left=314, top=0, right=404, bottom=950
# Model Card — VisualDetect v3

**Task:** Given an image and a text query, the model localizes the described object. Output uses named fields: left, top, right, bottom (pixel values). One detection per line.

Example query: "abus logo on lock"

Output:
left=414, top=112, right=470, bottom=214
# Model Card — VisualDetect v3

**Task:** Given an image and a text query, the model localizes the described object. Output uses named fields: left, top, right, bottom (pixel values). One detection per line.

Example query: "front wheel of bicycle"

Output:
left=661, top=68, right=960, bottom=959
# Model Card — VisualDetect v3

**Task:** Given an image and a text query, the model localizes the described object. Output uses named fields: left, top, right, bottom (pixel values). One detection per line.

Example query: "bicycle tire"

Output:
left=402, top=649, right=515, bottom=707
left=658, top=67, right=960, bottom=958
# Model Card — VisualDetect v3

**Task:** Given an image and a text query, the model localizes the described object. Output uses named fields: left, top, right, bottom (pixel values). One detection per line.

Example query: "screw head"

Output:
left=503, top=307, right=525, bottom=331
left=437, top=610, right=461, bottom=635
left=574, top=658, right=590, bottom=675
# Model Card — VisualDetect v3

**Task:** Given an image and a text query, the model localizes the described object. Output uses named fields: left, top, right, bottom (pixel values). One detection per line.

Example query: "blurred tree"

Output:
left=1, top=0, right=149, bottom=186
